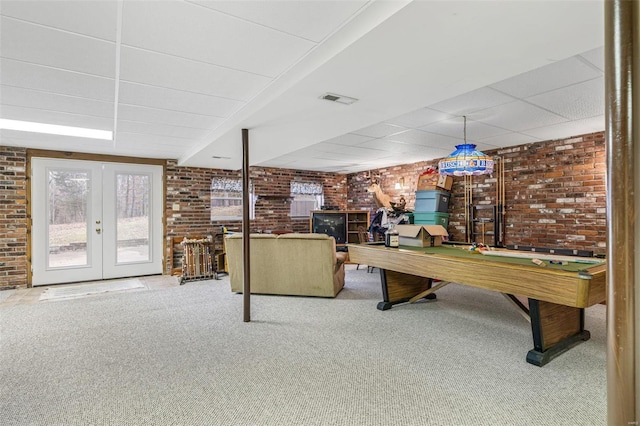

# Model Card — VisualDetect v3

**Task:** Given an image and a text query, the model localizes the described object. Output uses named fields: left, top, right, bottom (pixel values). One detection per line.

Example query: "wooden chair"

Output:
left=356, top=226, right=374, bottom=273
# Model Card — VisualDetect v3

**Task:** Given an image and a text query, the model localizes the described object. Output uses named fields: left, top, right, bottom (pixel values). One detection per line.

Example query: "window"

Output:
left=210, top=178, right=255, bottom=221
left=290, top=181, right=323, bottom=218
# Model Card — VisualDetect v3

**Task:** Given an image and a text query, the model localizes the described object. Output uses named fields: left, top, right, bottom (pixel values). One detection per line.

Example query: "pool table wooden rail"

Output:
left=347, top=243, right=606, bottom=366
left=347, top=244, right=606, bottom=309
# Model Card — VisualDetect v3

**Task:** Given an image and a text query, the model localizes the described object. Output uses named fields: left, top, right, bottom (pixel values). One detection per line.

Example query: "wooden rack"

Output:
left=179, top=237, right=215, bottom=284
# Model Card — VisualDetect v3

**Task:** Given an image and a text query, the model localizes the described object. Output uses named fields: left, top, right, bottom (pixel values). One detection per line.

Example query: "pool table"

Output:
left=347, top=243, right=606, bottom=366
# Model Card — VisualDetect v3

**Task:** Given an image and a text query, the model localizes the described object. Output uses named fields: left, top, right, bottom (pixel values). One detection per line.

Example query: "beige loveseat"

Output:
left=225, top=233, right=347, bottom=297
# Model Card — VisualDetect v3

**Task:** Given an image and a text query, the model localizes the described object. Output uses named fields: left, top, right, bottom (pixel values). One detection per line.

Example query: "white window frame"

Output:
left=210, top=178, right=255, bottom=221
left=289, top=181, right=323, bottom=219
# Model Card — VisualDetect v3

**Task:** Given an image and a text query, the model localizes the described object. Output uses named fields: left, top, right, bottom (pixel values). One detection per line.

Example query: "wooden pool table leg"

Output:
left=376, top=269, right=434, bottom=310
left=526, top=299, right=590, bottom=366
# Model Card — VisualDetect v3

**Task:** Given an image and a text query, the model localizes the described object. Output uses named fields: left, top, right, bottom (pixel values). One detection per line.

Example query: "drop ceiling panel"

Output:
left=579, top=46, right=604, bottom=71
left=121, top=1, right=315, bottom=77
left=419, top=119, right=510, bottom=141
left=1, top=17, right=115, bottom=78
left=190, top=0, right=368, bottom=43
left=384, top=129, right=460, bottom=148
left=526, top=77, right=604, bottom=120
left=118, top=82, right=243, bottom=117
left=428, top=87, right=515, bottom=116
left=477, top=101, right=567, bottom=132
left=1, top=86, right=114, bottom=119
left=489, top=56, right=603, bottom=99
left=117, top=120, right=210, bottom=140
left=351, top=123, right=408, bottom=138
left=322, top=133, right=374, bottom=146
left=476, top=132, right=542, bottom=148
left=0, top=59, right=115, bottom=101
left=400, top=145, right=452, bottom=158
left=119, top=47, right=271, bottom=101
left=117, top=104, right=220, bottom=129
left=1, top=105, right=113, bottom=130
left=357, top=139, right=415, bottom=153
left=385, top=108, right=453, bottom=128
left=115, top=132, right=200, bottom=149
left=521, top=116, right=605, bottom=141
left=0, top=0, right=117, bottom=41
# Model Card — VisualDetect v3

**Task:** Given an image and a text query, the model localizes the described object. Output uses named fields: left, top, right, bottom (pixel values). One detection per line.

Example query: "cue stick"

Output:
left=480, top=250, right=602, bottom=264
left=408, top=281, right=451, bottom=303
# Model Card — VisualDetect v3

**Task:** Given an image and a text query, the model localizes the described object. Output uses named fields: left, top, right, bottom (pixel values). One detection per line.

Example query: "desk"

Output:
left=347, top=243, right=606, bottom=366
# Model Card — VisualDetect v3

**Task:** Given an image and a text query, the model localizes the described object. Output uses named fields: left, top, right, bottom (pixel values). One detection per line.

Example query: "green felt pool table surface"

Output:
left=398, top=244, right=604, bottom=273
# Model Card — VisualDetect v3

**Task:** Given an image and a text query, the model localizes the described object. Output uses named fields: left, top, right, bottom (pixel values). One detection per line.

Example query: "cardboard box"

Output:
left=417, top=174, right=453, bottom=191
left=395, top=224, right=449, bottom=247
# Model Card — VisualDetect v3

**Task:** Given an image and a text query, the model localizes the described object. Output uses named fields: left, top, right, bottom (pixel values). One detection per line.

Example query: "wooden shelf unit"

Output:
left=309, top=210, right=370, bottom=247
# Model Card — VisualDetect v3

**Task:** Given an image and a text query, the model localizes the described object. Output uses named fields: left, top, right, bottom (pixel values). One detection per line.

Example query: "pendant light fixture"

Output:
left=438, top=116, right=494, bottom=176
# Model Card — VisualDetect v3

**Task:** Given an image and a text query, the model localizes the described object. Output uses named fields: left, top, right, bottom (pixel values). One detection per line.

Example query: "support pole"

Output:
left=605, top=1, right=638, bottom=423
left=242, top=128, right=251, bottom=322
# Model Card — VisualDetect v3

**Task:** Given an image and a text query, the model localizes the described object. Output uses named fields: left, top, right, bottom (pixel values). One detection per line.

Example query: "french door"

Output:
left=31, top=158, right=163, bottom=286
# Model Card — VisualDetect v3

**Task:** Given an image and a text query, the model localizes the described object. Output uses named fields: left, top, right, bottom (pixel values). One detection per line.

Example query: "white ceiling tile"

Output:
left=357, top=139, right=413, bottom=153
left=0, top=59, right=115, bottom=101
left=0, top=105, right=113, bottom=131
left=351, top=123, right=408, bottom=138
left=521, top=116, right=605, bottom=141
left=1, top=17, right=115, bottom=78
left=117, top=104, right=220, bottom=129
left=1, top=86, right=114, bottom=119
left=476, top=132, right=542, bottom=148
left=118, top=82, right=244, bottom=117
left=0, top=0, right=118, bottom=41
left=384, top=129, right=460, bottom=148
left=477, top=101, right=567, bottom=132
left=322, top=133, right=373, bottom=146
left=121, top=1, right=315, bottom=77
left=314, top=150, right=390, bottom=162
left=489, top=56, right=603, bottom=99
left=117, top=120, right=210, bottom=140
left=526, top=77, right=604, bottom=120
left=190, top=0, right=368, bottom=43
left=386, top=108, right=452, bottom=128
left=119, top=47, right=271, bottom=101
left=115, top=132, right=200, bottom=149
left=579, top=46, right=604, bottom=71
left=429, top=87, right=515, bottom=115
left=400, top=145, right=452, bottom=158
left=419, top=117, right=510, bottom=141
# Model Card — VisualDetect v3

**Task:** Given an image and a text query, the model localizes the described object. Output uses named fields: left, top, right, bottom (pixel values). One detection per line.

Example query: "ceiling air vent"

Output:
left=320, top=93, right=358, bottom=105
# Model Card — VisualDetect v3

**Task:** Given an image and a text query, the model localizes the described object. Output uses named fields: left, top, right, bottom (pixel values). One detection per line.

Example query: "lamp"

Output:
left=394, top=177, right=405, bottom=190
left=438, top=116, right=494, bottom=176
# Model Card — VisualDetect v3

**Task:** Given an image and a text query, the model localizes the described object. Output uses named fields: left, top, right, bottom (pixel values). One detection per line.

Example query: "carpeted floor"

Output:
left=0, top=266, right=606, bottom=425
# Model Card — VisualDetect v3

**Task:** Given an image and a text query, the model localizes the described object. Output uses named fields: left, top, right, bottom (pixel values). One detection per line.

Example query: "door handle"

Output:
left=96, top=228, right=102, bottom=234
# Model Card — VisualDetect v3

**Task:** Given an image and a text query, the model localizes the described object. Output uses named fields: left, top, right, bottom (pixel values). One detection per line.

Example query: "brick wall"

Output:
left=347, top=132, right=607, bottom=255
left=166, top=161, right=347, bottom=236
left=0, top=133, right=607, bottom=288
left=0, top=147, right=27, bottom=289
left=166, top=161, right=347, bottom=273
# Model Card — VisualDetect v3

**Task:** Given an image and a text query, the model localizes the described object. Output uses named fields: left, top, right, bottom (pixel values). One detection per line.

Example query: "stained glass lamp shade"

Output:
left=438, top=116, right=494, bottom=176
left=438, top=143, right=494, bottom=176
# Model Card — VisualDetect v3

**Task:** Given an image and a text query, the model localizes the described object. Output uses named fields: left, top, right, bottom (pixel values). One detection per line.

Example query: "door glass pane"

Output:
left=48, top=169, right=89, bottom=268
left=116, top=173, right=150, bottom=263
